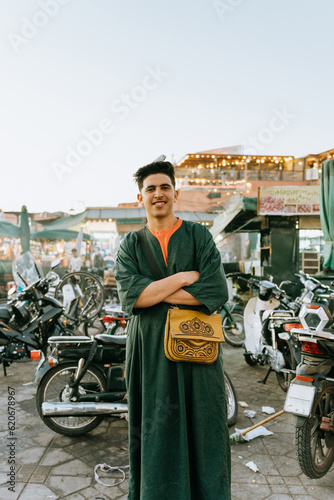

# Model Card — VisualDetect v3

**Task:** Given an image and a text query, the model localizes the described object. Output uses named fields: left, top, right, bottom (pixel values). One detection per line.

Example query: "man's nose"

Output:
left=154, top=188, right=163, bottom=197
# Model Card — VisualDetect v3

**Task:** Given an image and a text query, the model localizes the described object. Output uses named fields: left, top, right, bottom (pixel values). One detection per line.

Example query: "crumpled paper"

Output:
left=262, top=406, right=275, bottom=414
left=246, top=461, right=259, bottom=472
left=243, top=409, right=256, bottom=418
left=235, top=425, right=274, bottom=441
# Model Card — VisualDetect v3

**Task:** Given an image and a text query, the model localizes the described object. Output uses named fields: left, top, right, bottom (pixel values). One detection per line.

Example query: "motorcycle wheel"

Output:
left=36, top=362, right=107, bottom=436
left=296, top=381, right=334, bottom=479
left=224, top=371, right=238, bottom=427
left=244, top=353, right=258, bottom=366
left=83, top=317, right=106, bottom=336
left=55, top=271, right=105, bottom=322
left=222, top=312, right=245, bottom=347
left=276, top=340, right=297, bottom=392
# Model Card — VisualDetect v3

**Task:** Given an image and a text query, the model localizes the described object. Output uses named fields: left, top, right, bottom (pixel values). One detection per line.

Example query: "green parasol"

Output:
left=320, top=159, right=334, bottom=270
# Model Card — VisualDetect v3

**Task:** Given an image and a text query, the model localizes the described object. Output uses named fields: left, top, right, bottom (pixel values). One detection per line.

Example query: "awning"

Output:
left=210, top=195, right=258, bottom=239
left=38, top=211, right=87, bottom=230
left=0, top=221, right=21, bottom=238
left=31, top=229, right=91, bottom=241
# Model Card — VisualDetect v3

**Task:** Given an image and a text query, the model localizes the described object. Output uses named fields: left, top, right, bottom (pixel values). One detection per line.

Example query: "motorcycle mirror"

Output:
left=152, top=154, right=166, bottom=162
left=279, top=280, right=291, bottom=288
left=51, top=258, right=61, bottom=269
left=8, top=287, right=16, bottom=296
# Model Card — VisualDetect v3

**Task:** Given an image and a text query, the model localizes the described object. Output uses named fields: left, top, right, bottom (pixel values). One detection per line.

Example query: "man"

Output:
left=115, top=160, right=231, bottom=499
left=68, top=248, right=82, bottom=272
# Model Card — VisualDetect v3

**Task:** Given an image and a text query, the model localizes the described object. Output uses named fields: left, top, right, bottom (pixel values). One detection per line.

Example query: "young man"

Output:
left=115, top=160, right=231, bottom=499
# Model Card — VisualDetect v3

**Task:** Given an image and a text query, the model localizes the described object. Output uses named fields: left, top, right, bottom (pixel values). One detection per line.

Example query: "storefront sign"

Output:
left=258, top=186, right=320, bottom=215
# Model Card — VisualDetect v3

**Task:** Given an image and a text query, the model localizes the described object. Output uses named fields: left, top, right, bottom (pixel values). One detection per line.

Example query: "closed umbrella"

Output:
left=20, top=205, right=30, bottom=253
left=320, top=159, right=334, bottom=270
left=76, top=227, right=84, bottom=254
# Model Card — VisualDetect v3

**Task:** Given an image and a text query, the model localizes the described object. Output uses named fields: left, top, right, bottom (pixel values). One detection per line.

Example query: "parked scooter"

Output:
left=0, top=254, right=73, bottom=375
left=240, top=276, right=303, bottom=391
left=284, top=294, right=334, bottom=478
left=219, top=273, right=245, bottom=347
left=35, top=333, right=239, bottom=436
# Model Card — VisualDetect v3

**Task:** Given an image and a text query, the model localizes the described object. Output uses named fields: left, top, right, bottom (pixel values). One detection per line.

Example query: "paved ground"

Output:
left=0, top=343, right=333, bottom=500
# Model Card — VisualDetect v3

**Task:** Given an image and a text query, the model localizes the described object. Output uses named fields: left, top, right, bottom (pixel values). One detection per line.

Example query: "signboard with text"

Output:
left=258, top=186, right=320, bottom=215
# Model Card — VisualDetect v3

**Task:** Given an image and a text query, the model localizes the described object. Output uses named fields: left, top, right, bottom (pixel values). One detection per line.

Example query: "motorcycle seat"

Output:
left=0, top=304, right=12, bottom=321
left=95, top=333, right=127, bottom=346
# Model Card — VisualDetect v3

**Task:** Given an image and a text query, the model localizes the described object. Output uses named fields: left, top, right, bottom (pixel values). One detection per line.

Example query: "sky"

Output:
left=1, top=0, right=333, bottom=213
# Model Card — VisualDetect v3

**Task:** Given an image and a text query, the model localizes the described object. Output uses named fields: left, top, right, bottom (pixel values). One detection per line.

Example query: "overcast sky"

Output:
left=1, top=0, right=333, bottom=213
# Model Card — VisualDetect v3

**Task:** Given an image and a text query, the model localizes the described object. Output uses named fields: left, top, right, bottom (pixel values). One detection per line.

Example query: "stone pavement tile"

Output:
left=265, top=495, right=295, bottom=500
left=52, top=458, right=93, bottom=476
left=35, top=464, right=53, bottom=474
left=283, top=476, right=303, bottom=486
left=46, top=475, right=92, bottom=497
left=29, top=474, right=48, bottom=483
left=306, top=486, right=334, bottom=499
left=231, top=463, right=267, bottom=484
left=0, top=481, right=25, bottom=499
left=262, top=435, right=295, bottom=456
left=31, top=431, right=56, bottom=447
left=95, top=482, right=128, bottom=499
left=299, top=469, right=334, bottom=487
left=16, top=473, right=30, bottom=483
left=18, top=464, right=35, bottom=474
left=62, top=493, right=86, bottom=499
left=66, top=440, right=99, bottom=456
left=269, top=484, right=290, bottom=494
left=16, top=446, right=46, bottom=464
left=231, top=482, right=271, bottom=500
left=51, top=434, right=80, bottom=448
left=267, top=476, right=284, bottom=485
left=288, top=485, right=308, bottom=495
left=245, top=453, right=280, bottom=475
left=40, top=448, right=75, bottom=465
left=290, top=496, right=316, bottom=500
left=272, top=454, right=304, bottom=477
left=19, top=483, right=59, bottom=499
left=80, top=486, right=104, bottom=498
left=80, top=450, right=114, bottom=467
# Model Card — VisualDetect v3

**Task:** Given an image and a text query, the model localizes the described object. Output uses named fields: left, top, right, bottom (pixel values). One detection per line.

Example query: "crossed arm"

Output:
left=134, top=271, right=202, bottom=309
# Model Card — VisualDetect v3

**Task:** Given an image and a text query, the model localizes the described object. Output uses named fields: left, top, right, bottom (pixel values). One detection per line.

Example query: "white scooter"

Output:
left=240, top=277, right=302, bottom=391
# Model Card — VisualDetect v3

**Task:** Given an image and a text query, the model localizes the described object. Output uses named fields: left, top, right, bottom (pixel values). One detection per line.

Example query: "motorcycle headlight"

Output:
left=11, top=301, right=31, bottom=327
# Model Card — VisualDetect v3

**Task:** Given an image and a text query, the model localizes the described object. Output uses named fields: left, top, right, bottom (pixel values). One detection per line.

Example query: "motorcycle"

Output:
left=0, top=253, right=73, bottom=376
left=219, top=273, right=245, bottom=347
left=284, top=294, right=334, bottom=478
left=54, top=270, right=105, bottom=328
left=35, top=333, right=239, bottom=436
left=240, top=272, right=334, bottom=391
left=240, top=276, right=303, bottom=391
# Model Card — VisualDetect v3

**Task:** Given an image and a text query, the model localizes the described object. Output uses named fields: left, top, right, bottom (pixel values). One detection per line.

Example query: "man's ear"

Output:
left=174, top=189, right=179, bottom=201
left=137, top=193, right=143, bottom=205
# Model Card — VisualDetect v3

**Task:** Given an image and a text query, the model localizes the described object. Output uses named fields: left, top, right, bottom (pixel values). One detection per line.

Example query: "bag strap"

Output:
left=137, top=227, right=165, bottom=280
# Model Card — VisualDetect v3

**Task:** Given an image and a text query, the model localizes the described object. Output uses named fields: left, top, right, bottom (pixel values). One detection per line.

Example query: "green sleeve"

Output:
left=115, top=234, right=153, bottom=315
left=183, top=226, right=228, bottom=315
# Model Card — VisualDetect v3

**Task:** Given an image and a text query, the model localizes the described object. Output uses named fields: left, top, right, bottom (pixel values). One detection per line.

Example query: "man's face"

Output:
left=137, top=173, right=178, bottom=219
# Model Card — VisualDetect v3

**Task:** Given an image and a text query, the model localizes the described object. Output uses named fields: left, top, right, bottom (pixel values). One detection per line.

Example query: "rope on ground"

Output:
left=94, top=463, right=129, bottom=487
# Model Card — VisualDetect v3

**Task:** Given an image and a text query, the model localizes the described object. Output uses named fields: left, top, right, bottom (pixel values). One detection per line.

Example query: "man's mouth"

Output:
left=153, top=201, right=166, bottom=207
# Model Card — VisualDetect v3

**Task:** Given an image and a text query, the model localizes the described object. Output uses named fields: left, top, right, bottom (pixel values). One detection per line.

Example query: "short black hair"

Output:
left=133, top=161, right=175, bottom=191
